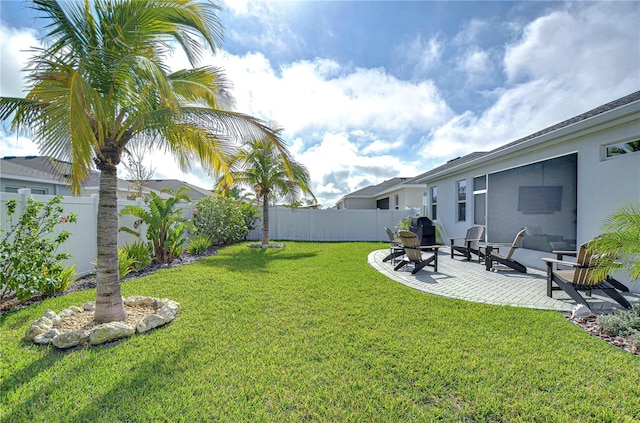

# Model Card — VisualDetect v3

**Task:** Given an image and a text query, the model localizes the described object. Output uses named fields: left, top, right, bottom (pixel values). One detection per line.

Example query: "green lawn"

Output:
left=1, top=242, right=639, bottom=422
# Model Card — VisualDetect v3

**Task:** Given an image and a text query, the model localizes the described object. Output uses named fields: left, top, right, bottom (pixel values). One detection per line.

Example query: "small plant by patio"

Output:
left=0, top=195, right=77, bottom=302
left=596, top=301, right=640, bottom=336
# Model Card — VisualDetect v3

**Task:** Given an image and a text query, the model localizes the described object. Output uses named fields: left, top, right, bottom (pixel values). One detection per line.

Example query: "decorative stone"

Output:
left=25, top=325, right=47, bottom=342
left=59, top=308, right=77, bottom=318
left=34, top=329, right=60, bottom=344
left=26, top=296, right=179, bottom=348
left=43, top=310, right=62, bottom=326
left=89, top=322, right=135, bottom=345
left=53, top=330, right=90, bottom=349
left=125, top=296, right=158, bottom=308
left=136, top=314, right=166, bottom=333
left=157, top=300, right=180, bottom=323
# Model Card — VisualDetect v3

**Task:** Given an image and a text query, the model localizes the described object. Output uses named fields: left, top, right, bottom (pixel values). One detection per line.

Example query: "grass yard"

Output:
left=1, top=242, right=639, bottom=422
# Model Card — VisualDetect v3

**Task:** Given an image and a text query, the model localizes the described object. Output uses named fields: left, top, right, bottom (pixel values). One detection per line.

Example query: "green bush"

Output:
left=596, top=302, right=640, bottom=336
left=118, top=248, right=136, bottom=279
left=119, top=186, right=193, bottom=264
left=0, top=195, right=77, bottom=302
left=121, top=241, right=152, bottom=272
left=193, top=196, right=248, bottom=245
left=41, top=264, right=77, bottom=296
left=187, top=234, right=213, bottom=255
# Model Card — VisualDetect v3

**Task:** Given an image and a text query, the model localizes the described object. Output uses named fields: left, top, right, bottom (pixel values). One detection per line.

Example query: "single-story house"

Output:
left=415, top=91, right=640, bottom=287
left=1, top=156, right=156, bottom=199
left=335, top=176, right=425, bottom=210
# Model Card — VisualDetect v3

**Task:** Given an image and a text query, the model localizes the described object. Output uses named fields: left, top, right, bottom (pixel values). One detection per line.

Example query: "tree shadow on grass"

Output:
left=199, top=247, right=320, bottom=273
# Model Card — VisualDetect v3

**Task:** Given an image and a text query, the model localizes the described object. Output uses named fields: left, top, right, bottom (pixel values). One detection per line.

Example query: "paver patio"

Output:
left=368, top=249, right=640, bottom=312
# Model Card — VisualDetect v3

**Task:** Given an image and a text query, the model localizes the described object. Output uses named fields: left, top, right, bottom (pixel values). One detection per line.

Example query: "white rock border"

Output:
left=24, top=296, right=180, bottom=349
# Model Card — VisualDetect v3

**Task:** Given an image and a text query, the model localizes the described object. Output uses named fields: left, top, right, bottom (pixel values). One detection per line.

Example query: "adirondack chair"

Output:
left=394, top=230, right=440, bottom=274
left=542, top=242, right=631, bottom=310
left=450, top=225, right=485, bottom=262
left=484, top=229, right=527, bottom=273
left=382, top=227, right=405, bottom=265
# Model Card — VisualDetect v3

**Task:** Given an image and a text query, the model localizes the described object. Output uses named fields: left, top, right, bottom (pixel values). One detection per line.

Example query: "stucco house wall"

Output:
left=419, top=94, right=639, bottom=290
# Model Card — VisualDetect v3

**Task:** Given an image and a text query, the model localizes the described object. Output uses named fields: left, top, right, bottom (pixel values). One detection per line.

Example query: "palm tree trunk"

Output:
left=94, top=166, right=127, bottom=323
left=262, top=194, right=269, bottom=247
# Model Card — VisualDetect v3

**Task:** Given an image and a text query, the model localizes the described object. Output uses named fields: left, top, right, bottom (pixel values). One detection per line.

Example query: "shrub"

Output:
left=0, top=196, right=77, bottom=302
left=193, top=196, right=248, bottom=245
left=121, top=241, right=153, bottom=272
left=119, top=186, right=193, bottom=264
left=396, top=216, right=413, bottom=231
left=187, top=234, right=212, bottom=255
left=118, top=248, right=136, bottom=279
left=42, top=264, right=77, bottom=296
left=239, top=199, right=260, bottom=233
left=596, top=303, right=640, bottom=336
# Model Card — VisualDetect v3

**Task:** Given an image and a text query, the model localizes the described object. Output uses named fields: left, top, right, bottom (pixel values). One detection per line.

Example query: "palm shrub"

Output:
left=119, top=186, right=194, bottom=264
left=120, top=241, right=153, bottom=272
left=117, top=248, right=136, bottom=279
left=186, top=234, right=213, bottom=255
left=193, top=196, right=248, bottom=245
left=589, top=201, right=640, bottom=282
left=0, top=196, right=77, bottom=302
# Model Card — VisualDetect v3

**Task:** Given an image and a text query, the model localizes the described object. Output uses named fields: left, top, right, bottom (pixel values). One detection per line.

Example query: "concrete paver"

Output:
left=368, top=249, right=640, bottom=312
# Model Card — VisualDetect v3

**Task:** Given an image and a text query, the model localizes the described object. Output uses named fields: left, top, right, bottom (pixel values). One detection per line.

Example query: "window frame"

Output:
left=430, top=186, right=438, bottom=221
left=603, top=138, right=640, bottom=160
left=456, top=179, right=467, bottom=222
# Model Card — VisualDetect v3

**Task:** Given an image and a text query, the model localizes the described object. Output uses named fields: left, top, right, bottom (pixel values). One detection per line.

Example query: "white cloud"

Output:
left=504, top=2, right=639, bottom=93
left=395, top=34, right=443, bottom=75
left=456, top=47, right=493, bottom=86
left=0, top=25, right=38, bottom=98
left=206, top=52, right=453, bottom=139
left=422, top=2, right=640, bottom=162
left=290, top=132, right=422, bottom=206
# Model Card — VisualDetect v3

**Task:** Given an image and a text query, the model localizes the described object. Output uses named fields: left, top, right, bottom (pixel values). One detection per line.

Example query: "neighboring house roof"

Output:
left=2, top=155, right=71, bottom=180
left=344, top=177, right=413, bottom=199
left=1, top=155, right=150, bottom=196
left=143, top=179, right=212, bottom=201
left=416, top=91, right=640, bottom=183
left=1, top=158, right=69, bottom=184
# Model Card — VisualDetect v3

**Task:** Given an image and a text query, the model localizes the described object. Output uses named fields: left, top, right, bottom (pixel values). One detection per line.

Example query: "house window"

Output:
left=430, top=186, right=437, bottom=220
left=605, top=139, right=640, bottom=159
left=456, top=180, right=466, bottom=222
left=32, top=188, right=47, bottom=195
left=5, top=186, right=21, bottom=193
left=394, top=194, right=399, bottom=210
left=473, top=175, right=486, bottom=226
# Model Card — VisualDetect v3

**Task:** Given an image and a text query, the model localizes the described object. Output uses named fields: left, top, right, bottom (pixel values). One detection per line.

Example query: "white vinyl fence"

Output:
left=246, top=207, right=420, bottom=242
left=1, top=190, right=418, bottom=276
left=1, top=190, right=193, bottom=276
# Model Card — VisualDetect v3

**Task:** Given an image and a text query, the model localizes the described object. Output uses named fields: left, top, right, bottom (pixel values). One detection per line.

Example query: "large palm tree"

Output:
left=0, top=0, right=285, bottom=322
left=218, top=129, right=315, bottom=247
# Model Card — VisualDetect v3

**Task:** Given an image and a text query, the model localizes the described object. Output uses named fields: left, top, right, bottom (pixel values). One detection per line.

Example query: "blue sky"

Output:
left=1, top=1, right=639, bottom=207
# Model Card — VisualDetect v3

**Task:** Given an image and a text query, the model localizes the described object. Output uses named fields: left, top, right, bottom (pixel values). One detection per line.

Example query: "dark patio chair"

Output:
left=484, top=229, right=527, bottom=273
left=450, top=225, right=485, bottom=262
left=542, top=241, right=631, bottom=310
left=393, top=230, right=440, bottom=274
left=382, top=227, right=405, bottom=265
